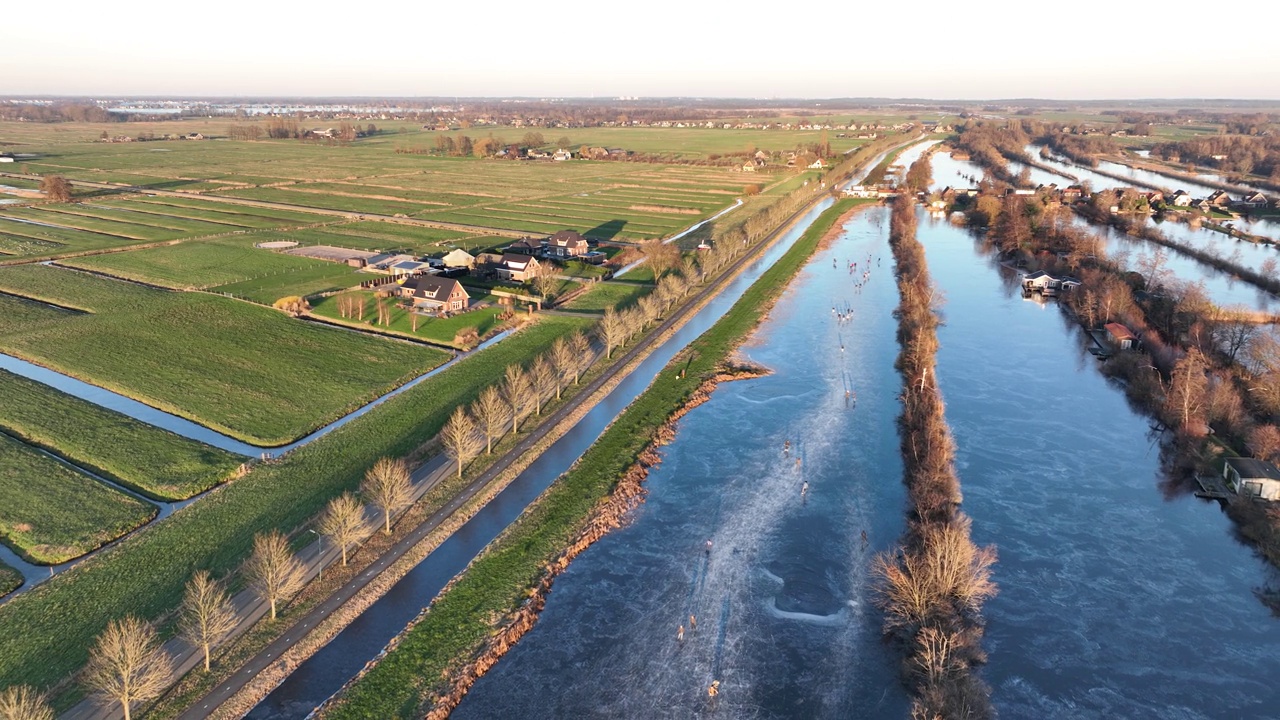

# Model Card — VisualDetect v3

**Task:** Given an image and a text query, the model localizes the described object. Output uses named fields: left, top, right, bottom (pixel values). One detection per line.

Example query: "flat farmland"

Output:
left=0, top=315, right=591, bottom=695
left=0, top=265, right=449, bottom=446
left=0, top=561, right=19, bottom=598
left=62, top=236, right=355, bottom=290
left=0, top=432, right=155, bottom=565
left=0, top=370, right=240, bottom=500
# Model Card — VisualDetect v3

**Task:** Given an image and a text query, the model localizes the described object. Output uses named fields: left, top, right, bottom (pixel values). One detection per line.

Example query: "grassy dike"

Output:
left=322, top=199, right=865, bottom=720
left=0, top=315, right=589, bottom=700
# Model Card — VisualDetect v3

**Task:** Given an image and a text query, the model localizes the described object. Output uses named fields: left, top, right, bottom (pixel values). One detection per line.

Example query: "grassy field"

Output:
left=0, top=314, right=591, bottom=699
left=0, top=561, right=19, bottom=598
left=324, top=198, right=865, bottom=719
left=0, top=265, right=448, bottom=445
left=62, top=236, right=349, bottom=289
left=0, top=370, right=241, bottom=500
left=309, top=291, right=509, bottom=348
left=559, top=281, right=651, bottom=312
left=0, top=433, right=156, bottom=565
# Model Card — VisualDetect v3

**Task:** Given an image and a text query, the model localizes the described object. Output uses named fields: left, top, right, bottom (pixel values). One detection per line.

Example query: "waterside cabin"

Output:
left=1021, top=270, right=1080, bottom=297
left=1223, top=458, right=1280, bottom=501
left=1104, top=322, right=1138, bottom=351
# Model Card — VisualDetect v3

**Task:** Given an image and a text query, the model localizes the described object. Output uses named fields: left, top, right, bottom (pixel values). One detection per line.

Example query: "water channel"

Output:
left=247, top=198, right=848, bottom=719
left=456, top=206, right=908, bottom=720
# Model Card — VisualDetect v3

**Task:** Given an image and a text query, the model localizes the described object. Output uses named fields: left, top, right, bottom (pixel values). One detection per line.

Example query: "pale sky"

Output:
left=5, top=0, right=1279, bottom=99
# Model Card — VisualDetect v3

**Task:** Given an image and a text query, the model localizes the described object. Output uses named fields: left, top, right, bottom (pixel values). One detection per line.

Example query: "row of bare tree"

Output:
left=440, top=331, right=595, bottom=478
left=874, top=192, right=997, bottom=720
left=0, top=460, right=416, bottom=720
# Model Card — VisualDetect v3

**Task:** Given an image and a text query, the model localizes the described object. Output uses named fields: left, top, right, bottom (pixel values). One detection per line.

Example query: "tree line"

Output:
left=874, top=190, right=997, bottom=719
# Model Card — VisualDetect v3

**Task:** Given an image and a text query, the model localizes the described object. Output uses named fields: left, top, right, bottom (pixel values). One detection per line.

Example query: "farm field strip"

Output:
left=210, top=264, right=367, bottom=304
left=0, top=432, right=156, bottom=566
left=309, top=292, right=508, bottom=347
left=0, top=369, right=241, bottom=501
left=0, top=264, right=449, bottom=445
left=60, top=237, right=346, bottom=290
left=0, top=206, right=173, bottom=241
left=0, top=220, right=142, bottom=256
left=494, top=204, right=687, bottom=231
left=216, top=187, right=426, bottom=216
left=37, top=203, right=240, bottom=236
left=421, top=211, right=659, bottom=238
left=0, top=233, right=64, bottom=255
left=88, top=201, right=261, bottom=229
left=558, top=281, right=652, bottom=312
left=132, top=196, right=328, bottom=224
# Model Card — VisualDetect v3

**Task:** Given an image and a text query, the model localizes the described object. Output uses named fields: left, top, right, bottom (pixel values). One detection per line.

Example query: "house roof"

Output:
left=1225, top=457, right=1280, bottom=482
left=1105, top=322, right=1136, bottom=341
left=501, top=252, right=537, bottom=268
left=408, top=275, right=468, bottom=301
left=547, top=229, right=588, bottom=248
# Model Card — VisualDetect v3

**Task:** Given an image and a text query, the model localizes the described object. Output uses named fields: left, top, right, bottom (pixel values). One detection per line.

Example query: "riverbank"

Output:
left=319, top=199, right=870, bottom=719
left=876, top=194, right=995, bottom=719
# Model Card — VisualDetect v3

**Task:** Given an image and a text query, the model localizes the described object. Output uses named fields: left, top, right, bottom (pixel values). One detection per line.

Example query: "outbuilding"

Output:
left=1105, top=322, right=1137, bottom=350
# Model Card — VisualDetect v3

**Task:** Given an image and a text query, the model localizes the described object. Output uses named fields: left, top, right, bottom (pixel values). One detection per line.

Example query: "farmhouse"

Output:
left=809, top=158, right=826, bottom=169
left=441, top=249, right=476, bottom=268
left=497, top=253, right=541, bottom=282
left=1223, top=457, right=1280, bottom=501
left=1105, top=322, right=1138, bottom=351
left=1169, top=190, right=1193, bottom=207
left=1206, top=190, right=1233, bottom=208
left=553, top=148, right=573, bottom=161
left=1238, top=191, right=1269, bottom=209
left=1061, top=185, right=1085, bottom=203
left=402, top=275, right=470, bottom=314
left=546, top=229, right=589, bottom=258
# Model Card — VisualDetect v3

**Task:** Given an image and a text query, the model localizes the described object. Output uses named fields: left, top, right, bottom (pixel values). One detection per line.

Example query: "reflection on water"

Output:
left=456, top=208, right=910, bottom=719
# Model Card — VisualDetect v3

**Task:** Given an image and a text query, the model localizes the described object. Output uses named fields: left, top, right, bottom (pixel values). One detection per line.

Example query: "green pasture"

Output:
left=0, top=561, right=19, bottom=598
left=0, top=370, right=240, bottom=500
left=62, top=236, right=351, bottom=290
left=0, top=265, right=448, bottom=445
left=0, top=433, right=155, bottom=565
left=559, top=281, right=651, bottom=312
left=0, top=315, right=590, bottom=696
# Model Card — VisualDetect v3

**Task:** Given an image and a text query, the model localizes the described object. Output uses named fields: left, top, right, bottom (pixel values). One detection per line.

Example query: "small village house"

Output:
left=497, top=252, right=541, bottom=282
left=545, top=229, right=589, bottom=258
left=1169, top=190, right=1193, bottom=207
left=1021, top=270, right=1080, bottom=295
left=401, top=275, right=471, bottom=314
left=505, top=237, right=543, bottom=255
left=1223, top=457, right=1280, bottom=501
left=552, top=148, right=573, bottom=161
left=1105, top=322, right=1138, bottom=351
left=1206, top=190, right=1233, bottom=208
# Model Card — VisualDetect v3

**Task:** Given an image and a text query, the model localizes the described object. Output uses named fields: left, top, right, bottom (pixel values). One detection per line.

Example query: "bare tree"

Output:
left=440, top=406, right=482, bottom=478
left=599, top=307, right=627, bottom=359
left=529, top=356, right=557, bottom=415
left=245, top=531, right=307, bottom=620
left=548, top=337, right=575, bottom=400
left=0, top=685, right=53, bottom=720
left=637, top=294, right=662, bottom=325
left=178, top=570, right=239, bottom=672
left=361, top=457, right=413, bottom=535
left=472, top=385, right=508, bottom=454
left=38, top=174, right=72, bottom=203
left=1164, top=348, right=1210, bottom=433
left=640, top=238, right=680, bottom=277
left=317, top=492, right=369, bottom=566
left=568, top=331, right=593, bottom=384
left=84, top=617, right=173, bottom=720
left=502, top=364, right=532, bottom=433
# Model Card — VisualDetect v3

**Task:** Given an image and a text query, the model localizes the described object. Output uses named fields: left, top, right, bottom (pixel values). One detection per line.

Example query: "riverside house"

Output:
left=1223, top=457, right=1280, bottom=501
left=1105, top=322, right=1138, bottom=351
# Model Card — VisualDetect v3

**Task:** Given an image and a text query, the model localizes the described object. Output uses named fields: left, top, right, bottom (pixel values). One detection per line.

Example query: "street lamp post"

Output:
left=308, top=529, right=323, bottom=582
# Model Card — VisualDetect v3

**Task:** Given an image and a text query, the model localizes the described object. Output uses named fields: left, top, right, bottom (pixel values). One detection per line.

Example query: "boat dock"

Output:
left=1194, top=474, right=1235, bottom=501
